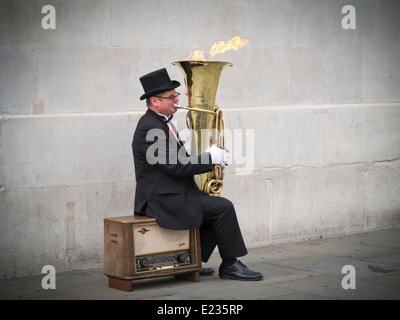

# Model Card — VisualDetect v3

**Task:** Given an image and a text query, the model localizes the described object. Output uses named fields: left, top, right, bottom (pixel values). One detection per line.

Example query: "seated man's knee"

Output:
left=218, top=197, right=235, bottom=215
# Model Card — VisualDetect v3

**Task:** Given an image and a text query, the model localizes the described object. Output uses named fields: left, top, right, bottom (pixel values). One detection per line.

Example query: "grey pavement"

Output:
left=1, top=228, right=399, bottom=300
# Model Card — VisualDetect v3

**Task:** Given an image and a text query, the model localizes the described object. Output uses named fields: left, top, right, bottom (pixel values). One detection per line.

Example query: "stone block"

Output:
left=0, top=181, right=134, bottom=278
left=0, top=47, right=38, bottom=114
left=223, top=103, right=400, bottom=170
left=362, top=49, right=400, bottom=103
left=366, top=160, right=400, bottom=230
left=1, top=114, right=137, bottom=189
left=0, top=0, right=110, bottom=46
left=269, top=164, right=366, bottom=243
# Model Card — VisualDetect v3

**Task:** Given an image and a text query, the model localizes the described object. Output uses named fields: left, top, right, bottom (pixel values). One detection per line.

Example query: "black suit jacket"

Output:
left=132, top=109, right=213, bottom=230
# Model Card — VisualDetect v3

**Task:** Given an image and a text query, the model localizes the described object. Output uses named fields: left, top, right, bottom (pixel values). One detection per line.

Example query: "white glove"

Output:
left=207, top=145, right=229, bottom=168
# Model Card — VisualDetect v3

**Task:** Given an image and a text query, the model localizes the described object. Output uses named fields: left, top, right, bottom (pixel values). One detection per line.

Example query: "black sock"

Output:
left=221, top=258, right=237, bottom=268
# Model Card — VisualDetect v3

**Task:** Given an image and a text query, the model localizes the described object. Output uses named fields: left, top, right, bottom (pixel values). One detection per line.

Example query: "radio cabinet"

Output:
left=104, top=215, right=201, bottom=291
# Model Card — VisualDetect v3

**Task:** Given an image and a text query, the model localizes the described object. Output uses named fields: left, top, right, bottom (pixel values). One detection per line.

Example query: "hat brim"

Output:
left=140, top=80, right=181, bottom=100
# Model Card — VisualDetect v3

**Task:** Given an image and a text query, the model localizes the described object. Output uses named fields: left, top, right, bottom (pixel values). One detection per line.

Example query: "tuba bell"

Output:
left=172, top=60, right=232, bottom=196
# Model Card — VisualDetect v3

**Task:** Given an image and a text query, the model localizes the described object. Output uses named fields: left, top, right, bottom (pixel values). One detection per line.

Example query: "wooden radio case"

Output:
left=104, top=215, right=201, bottom=291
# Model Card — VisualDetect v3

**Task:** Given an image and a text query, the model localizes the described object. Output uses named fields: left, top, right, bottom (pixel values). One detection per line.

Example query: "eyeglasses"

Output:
left=154, top=92, right=180, bottom=100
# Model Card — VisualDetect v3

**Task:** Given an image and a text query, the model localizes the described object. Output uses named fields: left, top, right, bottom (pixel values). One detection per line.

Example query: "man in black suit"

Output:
left=132, top=68, right=262, bottom=281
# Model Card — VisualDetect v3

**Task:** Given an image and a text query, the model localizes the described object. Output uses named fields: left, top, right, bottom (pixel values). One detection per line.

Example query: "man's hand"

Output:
left=207, top=145, right=229, bottom=168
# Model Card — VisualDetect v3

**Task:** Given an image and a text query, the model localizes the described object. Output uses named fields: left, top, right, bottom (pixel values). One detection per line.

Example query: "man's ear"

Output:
left=149, top=96, right=158, bottom=106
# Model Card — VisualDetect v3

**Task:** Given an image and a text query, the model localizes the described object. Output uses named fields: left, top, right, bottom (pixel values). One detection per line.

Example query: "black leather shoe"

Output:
left=219, top=260, right=263, bottom=281
left=200, top=267, right=215, bottom=276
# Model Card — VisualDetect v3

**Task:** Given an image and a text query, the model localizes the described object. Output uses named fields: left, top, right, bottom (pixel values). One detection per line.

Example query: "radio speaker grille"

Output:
left=134, top=224, right=190, bottom=255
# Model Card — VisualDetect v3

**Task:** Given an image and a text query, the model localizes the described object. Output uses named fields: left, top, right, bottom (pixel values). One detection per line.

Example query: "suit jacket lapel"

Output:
left=146, top=109, right=186, bottom=148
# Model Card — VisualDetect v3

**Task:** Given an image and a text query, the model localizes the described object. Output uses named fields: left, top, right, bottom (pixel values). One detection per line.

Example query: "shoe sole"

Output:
left=200, top=271, right=215, bottom=277
left=219, top=274, right=263, bottom=281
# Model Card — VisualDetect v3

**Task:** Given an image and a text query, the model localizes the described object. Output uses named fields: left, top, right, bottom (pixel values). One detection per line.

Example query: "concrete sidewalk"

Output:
left=1, top=228, right=399, bottom=300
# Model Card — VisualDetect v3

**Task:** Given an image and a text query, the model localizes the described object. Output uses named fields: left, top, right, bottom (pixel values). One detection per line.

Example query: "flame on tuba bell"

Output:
left=172, top=60, right=232, bottom=196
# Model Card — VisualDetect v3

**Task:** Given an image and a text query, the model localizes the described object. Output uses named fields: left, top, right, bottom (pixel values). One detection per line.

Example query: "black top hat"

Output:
left=139, top=68, right=180, bottom=100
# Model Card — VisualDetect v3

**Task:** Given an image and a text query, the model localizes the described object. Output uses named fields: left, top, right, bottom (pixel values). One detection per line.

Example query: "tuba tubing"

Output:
left=174, top=104, right=216, bottom=115
left=175, top=103, right=226, bottom=196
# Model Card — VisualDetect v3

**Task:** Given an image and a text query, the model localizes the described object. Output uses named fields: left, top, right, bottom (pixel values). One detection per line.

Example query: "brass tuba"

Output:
left=172, top=60, right=232, bottom=196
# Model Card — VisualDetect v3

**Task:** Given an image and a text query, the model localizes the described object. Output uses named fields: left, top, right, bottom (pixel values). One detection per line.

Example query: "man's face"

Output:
left=150, top=89, right=180, bottom=117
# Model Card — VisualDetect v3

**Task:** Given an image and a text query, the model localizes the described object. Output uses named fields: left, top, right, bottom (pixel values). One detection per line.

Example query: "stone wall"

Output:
left=1, top=0, right=399, bottom=278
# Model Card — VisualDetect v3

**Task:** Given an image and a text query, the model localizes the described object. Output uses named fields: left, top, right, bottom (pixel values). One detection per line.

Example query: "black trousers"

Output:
left=199, top=194, right=248, bottom=263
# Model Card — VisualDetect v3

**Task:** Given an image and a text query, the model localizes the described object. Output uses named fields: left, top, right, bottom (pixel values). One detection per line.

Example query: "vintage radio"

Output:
left=103, top=215, right=201, bottom=291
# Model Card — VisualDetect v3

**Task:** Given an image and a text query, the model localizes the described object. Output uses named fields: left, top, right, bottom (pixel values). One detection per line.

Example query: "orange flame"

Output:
left=186, top=36, right=250, bottom=60
left=209, top=36, right=250, bottom=58
left=191, top=50, right=206, bottom=60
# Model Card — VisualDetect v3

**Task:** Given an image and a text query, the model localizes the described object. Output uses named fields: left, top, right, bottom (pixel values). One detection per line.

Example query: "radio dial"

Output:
left=139, top=258, right=149, bottom=268
left=178, top=253, right=189, bottom=263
